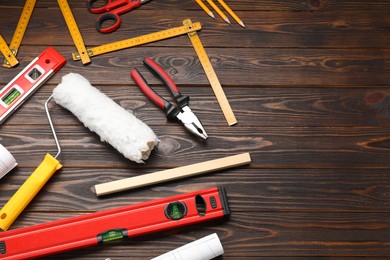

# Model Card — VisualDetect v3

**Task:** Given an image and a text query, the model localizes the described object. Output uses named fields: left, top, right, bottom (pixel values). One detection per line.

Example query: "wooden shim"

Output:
left=95, top=152, right=251, bottom=196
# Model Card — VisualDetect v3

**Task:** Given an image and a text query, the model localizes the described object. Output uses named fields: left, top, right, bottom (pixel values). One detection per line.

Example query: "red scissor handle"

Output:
left=87, top=0, right=142, bottom=33
left=87, top=0, right=130, bottom=14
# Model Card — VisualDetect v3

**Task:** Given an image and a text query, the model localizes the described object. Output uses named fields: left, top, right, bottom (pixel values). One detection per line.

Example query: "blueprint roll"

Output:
left=152, top=233, right=224, bottom=260
left=0, top=144, right=17, bottom=179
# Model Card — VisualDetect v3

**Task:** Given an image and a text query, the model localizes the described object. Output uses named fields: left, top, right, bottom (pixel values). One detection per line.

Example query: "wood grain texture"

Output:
left=0, top=0, right=389, bottom=259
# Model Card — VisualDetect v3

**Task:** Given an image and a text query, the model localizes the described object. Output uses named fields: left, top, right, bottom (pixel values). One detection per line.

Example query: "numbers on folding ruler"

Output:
left=3, top=0, right=36, bottom=68
left=72, top=22, right=202, bottom=61
left=183, top=19, right=237, bottom=126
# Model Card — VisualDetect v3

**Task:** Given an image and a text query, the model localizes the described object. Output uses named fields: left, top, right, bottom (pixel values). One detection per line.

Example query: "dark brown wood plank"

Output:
left=0, top=124, right=390, bottom=169
left=4, top=0, right=390, bottom=12
left=1, top=168, right=390, bottom=213
left=1, top=8, right=390, bottom=48
left=1, top=46, right=390, bottom=87
left=1, top=84, right=390, bottom=127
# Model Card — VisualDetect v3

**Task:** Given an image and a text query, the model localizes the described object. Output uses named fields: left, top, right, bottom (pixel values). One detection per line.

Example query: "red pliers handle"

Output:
left=130, top=57, right=189, bottom=120
left=130, top=58, right=208, bottom=140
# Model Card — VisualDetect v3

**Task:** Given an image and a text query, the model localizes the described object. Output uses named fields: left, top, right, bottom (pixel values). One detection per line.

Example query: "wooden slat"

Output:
left=2, top=47, right=390, bottom=87
left=0, top=125, right=390, bottom=169
left=1, top=9, right=390, bottom=48
left=1, top=84, right=390, bottom=127
left=4, top=0, right=390, bottom=12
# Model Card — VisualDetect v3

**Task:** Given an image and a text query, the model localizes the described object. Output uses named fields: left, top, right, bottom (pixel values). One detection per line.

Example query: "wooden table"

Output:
left=0, top=0, right=389, bottom=259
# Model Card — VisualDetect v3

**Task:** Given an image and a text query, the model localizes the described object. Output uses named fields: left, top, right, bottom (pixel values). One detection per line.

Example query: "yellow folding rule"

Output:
left=1, top=0, right=36, bottom=68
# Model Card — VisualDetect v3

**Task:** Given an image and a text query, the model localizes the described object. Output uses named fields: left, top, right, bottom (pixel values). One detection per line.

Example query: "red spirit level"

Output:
left=0, top=47, right=66, bottom=125
left=0, top=187, right=230, bottom=259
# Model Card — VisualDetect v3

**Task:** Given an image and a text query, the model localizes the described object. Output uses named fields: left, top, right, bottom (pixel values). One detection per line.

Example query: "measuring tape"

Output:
left=2, top=0, right=36, bottom=68
left=0, top=35, right=18, bottom=68
left=72, top=21, right=202, bottom=61
left=0, top=47, right=66, bottom=125
left=183, top=19, right=237, bottom=126
left=57, top=0, right=91, bottom=64
left=0, top=187, right=230, bottom=259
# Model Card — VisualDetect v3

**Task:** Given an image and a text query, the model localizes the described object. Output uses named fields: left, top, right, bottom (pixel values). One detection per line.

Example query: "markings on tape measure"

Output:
left=72, top=22, right=202, bottom=61
left=2, top=0, right=36, bottom=68
left=57, top=0, right=91, bottom=64
left=183, top=19, right=237, bottom=126
left=0, top=35, right=18, bottom=68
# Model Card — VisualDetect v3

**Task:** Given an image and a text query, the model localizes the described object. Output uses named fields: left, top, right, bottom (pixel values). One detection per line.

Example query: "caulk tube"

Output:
left=0, top=144, right=17, bottom=179
left=0, top=154, right=62, bottom=231
left=152, top=233, right=224, bottom=260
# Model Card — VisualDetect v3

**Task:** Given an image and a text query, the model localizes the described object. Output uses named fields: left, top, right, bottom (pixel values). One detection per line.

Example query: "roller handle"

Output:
left=0, top=154, right=62, bottom=231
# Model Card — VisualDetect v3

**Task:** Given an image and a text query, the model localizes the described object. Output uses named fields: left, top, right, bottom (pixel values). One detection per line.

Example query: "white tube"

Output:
left=0, top=144, right=17, bottom=179
left=152, top=233, right=224, bottom=260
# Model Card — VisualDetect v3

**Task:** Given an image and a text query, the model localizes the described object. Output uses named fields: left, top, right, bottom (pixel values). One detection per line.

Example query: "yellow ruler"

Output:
left=0, top=35, right=18, bottom=68
left=2, top=0, right=36, bottom=68
left=72, top=22, right=202, bottom=61
left=183, top=19, right=237, bottom=126
left=57, top=0, right=90, bottom=64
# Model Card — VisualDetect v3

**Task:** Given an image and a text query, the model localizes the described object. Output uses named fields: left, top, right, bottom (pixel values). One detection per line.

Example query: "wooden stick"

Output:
left=95, top=153, right=251, bottom=196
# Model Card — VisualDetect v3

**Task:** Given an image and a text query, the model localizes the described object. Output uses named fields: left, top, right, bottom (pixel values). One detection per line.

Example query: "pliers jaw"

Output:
left=176, top=106, right=208, bottom=140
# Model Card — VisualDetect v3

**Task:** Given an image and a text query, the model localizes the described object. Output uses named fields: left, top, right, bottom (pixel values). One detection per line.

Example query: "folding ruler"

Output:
left=1, top=0, right=36, bottom=68
left=184, top=19, right=237, bottom=126
left=72, top=22, right=202, bottom=61
left=0, top=187, right=230, bottom=259
left=57, top=0, right=91, bottom=64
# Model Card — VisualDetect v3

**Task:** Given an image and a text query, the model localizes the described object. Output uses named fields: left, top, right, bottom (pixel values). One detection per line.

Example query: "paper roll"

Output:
left=0, top=144, right=17, bottom=179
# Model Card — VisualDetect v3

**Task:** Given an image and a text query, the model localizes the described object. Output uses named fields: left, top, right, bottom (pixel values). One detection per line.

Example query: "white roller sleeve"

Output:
left=52, top=73, right=159, bottom=163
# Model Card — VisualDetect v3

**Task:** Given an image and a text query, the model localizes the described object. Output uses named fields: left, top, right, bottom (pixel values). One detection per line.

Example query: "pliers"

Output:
left=130, top=57, right=208, bottom=140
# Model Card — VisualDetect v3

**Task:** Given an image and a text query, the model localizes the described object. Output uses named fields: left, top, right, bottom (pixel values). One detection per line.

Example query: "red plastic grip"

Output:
left=143, top=57, right=180, bottom=94
left=130, top=69, right=166, bottom=110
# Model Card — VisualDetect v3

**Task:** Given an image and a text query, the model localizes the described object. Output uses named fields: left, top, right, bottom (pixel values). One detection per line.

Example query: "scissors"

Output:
left=87, top=0, right=153, bottom=33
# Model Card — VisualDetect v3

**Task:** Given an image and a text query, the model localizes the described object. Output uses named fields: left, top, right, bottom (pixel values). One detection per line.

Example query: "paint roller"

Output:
left=51, top=73, right=159, bottom=163
left=0, top=72, right=159, bottom=231
left=0, top=99, right=63, bottom=231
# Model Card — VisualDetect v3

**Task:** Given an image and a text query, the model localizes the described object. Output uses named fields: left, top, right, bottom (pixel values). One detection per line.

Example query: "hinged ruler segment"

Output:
left=0, top=35, right=18, bottom=68
left=183, top=19, right=237, bottom=126
left=72, top=22, right=202, bottom=61
left=3, top=0, right=36, bottom=68
left=57, top=0, right=91, bottom=64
